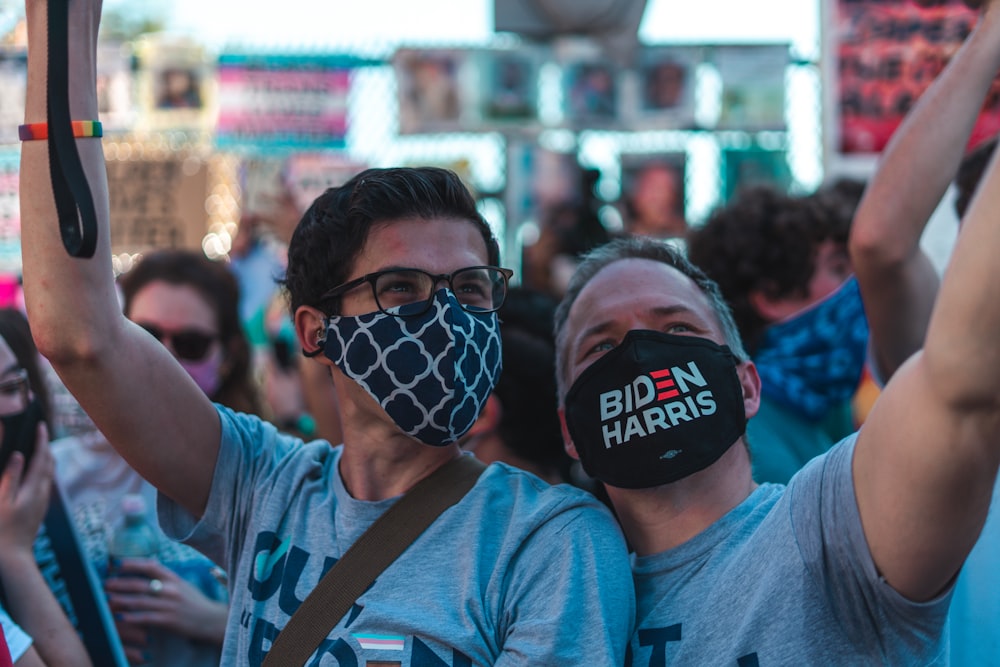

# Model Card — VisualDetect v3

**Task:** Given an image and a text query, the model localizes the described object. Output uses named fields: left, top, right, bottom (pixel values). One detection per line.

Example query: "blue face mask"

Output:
left=753, top=277, right=869, bottom=421
left=321, top=290, right=502, bottom=446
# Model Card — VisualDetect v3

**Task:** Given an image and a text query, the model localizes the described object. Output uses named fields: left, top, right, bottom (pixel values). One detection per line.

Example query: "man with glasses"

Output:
left=18, top=2, right=634, bottom=665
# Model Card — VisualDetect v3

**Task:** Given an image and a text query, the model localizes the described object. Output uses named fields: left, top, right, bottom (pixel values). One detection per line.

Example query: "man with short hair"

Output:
left=554, top=202, right=1000, bottom=663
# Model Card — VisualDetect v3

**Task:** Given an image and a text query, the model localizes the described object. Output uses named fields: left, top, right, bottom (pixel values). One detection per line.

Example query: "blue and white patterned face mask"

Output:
left=753, top=276, right=869, bottom=421
left=321, top=290, right=502, bottom=446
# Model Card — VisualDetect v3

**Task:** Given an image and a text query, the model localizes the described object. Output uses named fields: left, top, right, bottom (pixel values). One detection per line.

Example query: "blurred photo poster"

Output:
left=562, top=57, right=621, bottom=127
left=834, top=0, right=992, bottom=154
left=216, top=53, right=355, bottom=152
left=96, top=42, right=136, bottom=132
left=507, top=143, right=582, bottom=229
left=618, top=151, right=688, bottom=228
left=551, top=37, right=620, bottom=127
left=626, top=46, right=701, bottom=130
left=395, top=48, right=473, bottom=134
left=0, top=49, right=26, bottom=146
left=721, top=146, right=793, bottom=202
left=133, top=34, right=215, bottom=132
left=714, top=43, right=789, bottom=131
left=474, top=47, right=543, bottom=128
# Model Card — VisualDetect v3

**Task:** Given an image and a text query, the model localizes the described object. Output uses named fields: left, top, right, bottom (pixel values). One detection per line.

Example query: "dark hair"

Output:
left=494, top=288, right=572, bottom=482
left=686, top=185, right=849, bottom=353
left=0, top=308, right=51, bottom=429
left=282, top=167, right=500, bottom=316
left=118, top=249, right=260, bottom=415
left=554, top=235, right=747, bottom=400
left=955, top=136, right=998, bottom=219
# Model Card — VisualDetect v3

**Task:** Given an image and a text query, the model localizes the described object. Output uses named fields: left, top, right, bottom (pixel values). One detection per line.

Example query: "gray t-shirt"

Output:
left=628, top=435, right=951, bottom=666
left=160, top=405, right=635, bottom=666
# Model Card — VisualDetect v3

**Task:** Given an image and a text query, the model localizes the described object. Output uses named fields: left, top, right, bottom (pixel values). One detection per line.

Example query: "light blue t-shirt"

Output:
left=0, top=608, right=30, bottom=662
left=628, top=435, right=951, bottom=666
left=160, top=405, right=635, bottom=666
left=948, top=477, right=1000, bottom=665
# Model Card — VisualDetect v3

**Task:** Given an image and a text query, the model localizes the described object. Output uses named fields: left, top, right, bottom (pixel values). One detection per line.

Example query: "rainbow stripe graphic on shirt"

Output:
left=354, top=634, right=406, bottom=651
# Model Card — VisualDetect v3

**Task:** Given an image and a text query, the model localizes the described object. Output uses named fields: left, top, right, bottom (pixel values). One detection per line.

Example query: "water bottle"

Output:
left=108, top=494, right=161, bottom=666
left=108, top=494, right=159, bottom=560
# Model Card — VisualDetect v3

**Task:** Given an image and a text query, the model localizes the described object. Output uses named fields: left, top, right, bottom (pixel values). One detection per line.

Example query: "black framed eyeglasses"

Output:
left=136, top=323, right=219, bottom=362
left=320, top=266, right=514, bottom=318
left=0, top=369, right=30, bottom=418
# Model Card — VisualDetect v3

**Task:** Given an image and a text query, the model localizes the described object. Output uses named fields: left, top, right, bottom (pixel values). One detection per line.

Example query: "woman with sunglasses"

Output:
left=50, top=249, right=260, bottom=667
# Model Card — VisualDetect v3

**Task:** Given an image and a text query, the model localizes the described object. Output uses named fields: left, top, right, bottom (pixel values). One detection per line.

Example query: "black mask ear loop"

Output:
left=46, top=0, right=99, bottom=258
left=302, top=320, right=329, bottom=358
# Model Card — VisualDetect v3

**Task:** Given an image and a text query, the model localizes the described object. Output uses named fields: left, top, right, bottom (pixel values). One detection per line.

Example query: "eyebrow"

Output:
left=576, top=304, right=703, bottom=343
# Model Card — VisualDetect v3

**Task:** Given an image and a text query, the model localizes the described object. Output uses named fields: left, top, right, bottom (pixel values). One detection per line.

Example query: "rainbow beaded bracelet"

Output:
left=18, top=120, right=103, bottom=141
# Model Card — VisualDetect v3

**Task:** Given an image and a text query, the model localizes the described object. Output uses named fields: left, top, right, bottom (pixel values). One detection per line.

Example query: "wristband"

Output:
left=18, top=120, right=103, bottom=141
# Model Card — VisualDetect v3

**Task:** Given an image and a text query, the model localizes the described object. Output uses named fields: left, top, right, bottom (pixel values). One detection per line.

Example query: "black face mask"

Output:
left=0, top=398, right=44, bottom=474
left=564, top=330, right=747, bottom=489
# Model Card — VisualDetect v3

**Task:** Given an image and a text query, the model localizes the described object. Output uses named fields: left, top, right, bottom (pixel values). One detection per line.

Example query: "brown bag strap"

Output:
left=261, top=454, right=486, bottom=666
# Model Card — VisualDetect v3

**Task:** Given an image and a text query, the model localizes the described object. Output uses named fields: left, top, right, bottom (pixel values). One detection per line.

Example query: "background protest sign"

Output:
left=834, top=0, right=999, bottom=154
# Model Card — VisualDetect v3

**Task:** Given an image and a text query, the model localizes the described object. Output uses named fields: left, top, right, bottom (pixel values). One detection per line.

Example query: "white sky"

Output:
left=100, top=0, right=821, bottom=56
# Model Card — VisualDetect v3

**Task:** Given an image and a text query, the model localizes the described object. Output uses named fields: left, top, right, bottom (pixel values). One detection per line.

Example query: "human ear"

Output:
left=294, top=306, right=329, bottom=360
left=736, top=360, right=762, bottom=421
left=558, top=407, right=581, bottom=461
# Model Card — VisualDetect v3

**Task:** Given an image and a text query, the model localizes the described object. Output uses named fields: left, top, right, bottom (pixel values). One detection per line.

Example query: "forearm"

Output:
left=924, top=141, right=1000, bottom=406
left=20, top=0, right=119, bottom=366
left=850, top=9, right=1000, bottom=378
left=19, top=0, right=218, bottom=520
left=0, top=552, right=91, bottom=667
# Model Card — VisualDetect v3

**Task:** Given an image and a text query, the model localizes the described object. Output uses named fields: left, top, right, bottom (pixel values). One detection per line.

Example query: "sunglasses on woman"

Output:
left=136, top=323, right=218, bottom=362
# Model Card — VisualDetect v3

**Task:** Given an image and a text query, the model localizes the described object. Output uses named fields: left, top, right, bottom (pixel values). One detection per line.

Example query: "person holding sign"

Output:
left=18, top=1, right=634, bottom=666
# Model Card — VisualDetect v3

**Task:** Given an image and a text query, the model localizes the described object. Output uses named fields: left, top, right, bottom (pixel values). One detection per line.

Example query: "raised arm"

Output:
left=848, top=3, right=1000, bottom=379
left=19, top=0, right=218, bottom=517
left=854, top=1, right=1000, bottom=602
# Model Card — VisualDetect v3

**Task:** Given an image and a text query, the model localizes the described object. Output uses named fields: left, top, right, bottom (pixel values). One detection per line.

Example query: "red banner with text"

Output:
left=836, top=0, right=1000, bottom=153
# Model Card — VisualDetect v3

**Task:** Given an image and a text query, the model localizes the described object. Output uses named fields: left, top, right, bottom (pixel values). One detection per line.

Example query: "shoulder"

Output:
left=786, top=433, right=859, bottom=492
left=214, top=404, right=341, bottom=481
left=471, top=461, right=622, bottom=537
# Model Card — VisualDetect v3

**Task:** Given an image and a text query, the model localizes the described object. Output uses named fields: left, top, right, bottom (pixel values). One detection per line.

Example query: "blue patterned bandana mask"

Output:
left=753, top=276, right=869, bottom=421
left=321, top=290, right=502, bottom=446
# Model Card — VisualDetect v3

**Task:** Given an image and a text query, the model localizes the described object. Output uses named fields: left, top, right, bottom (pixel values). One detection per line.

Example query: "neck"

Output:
left=332, top=369, right=464, bottom=499
left=606, top=442, right=756, bottom=556
left=339, top=426, right=461, bottom=500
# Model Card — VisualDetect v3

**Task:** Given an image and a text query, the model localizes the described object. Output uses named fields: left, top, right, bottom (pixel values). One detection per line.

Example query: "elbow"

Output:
left=849, top=220, right=912, bottom=273
left=31, top=321, right=114, bottom=370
